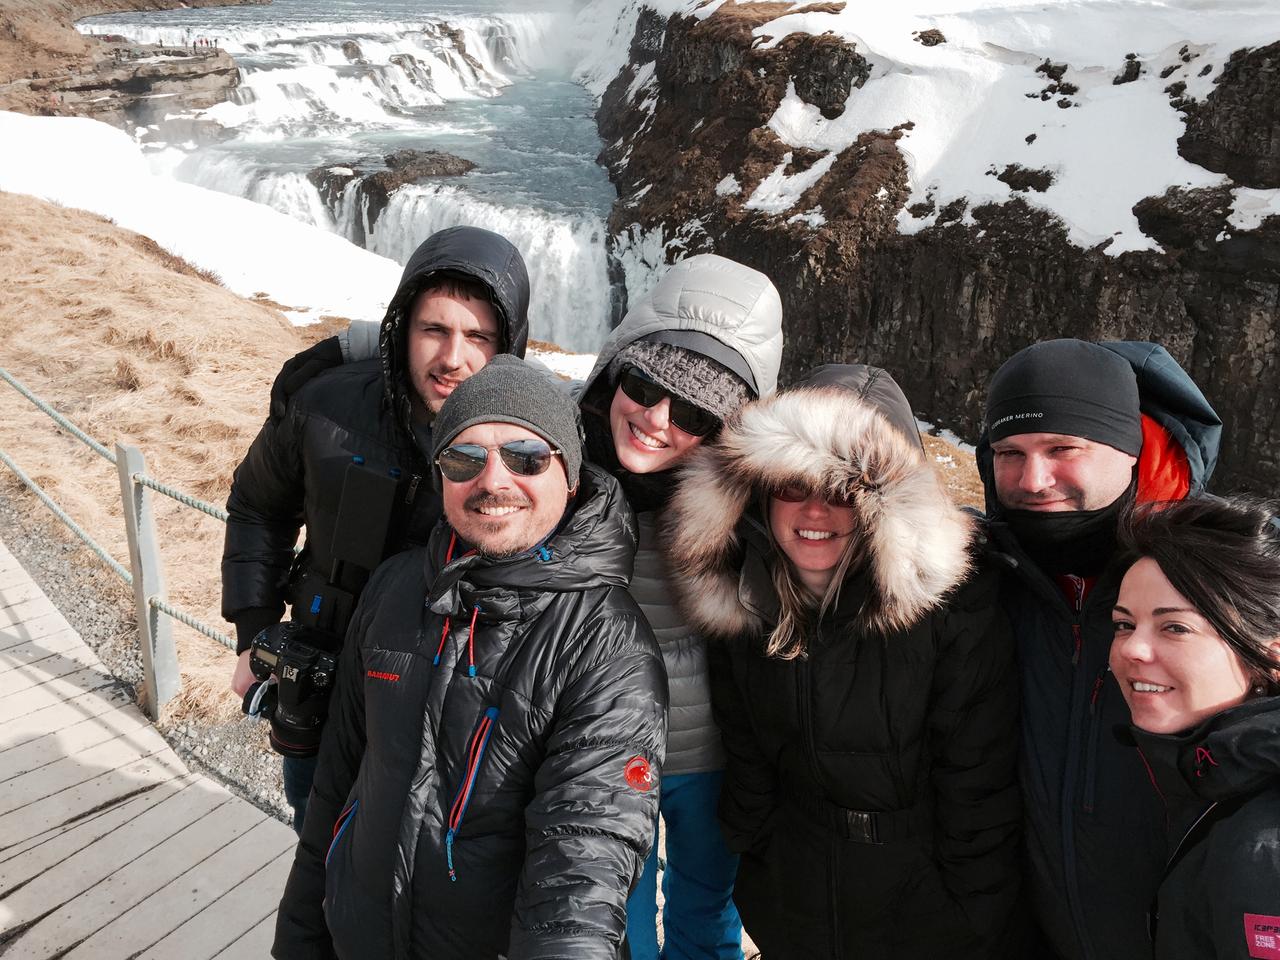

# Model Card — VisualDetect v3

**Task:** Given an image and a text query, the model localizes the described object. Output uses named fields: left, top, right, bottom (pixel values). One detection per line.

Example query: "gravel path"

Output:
left=0, top=482, right=292, bottom=827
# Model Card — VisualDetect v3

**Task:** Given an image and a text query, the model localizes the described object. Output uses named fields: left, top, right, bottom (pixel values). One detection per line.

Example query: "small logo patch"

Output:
left=1194, top=745, right=1219, bottom=777
left=624, top=756, right=654, bottom=792
left=1245, top=914, right=1280, bottom=958
left=366, top=669, right=400, bottom=683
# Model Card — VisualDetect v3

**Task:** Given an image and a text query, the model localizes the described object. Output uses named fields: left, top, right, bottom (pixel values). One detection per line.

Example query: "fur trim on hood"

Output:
left=664, top=368, right=976, bottom=640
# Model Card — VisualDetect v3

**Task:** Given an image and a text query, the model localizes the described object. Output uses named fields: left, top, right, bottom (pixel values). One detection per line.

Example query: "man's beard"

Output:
left=458, top=491, right=536, bottom=559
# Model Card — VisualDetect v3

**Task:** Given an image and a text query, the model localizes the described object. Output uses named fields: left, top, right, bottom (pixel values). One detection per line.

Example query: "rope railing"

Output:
left=0, top=368, right=117, bottom=463
left=132, top=473, right=230, bottom=523
left=0, top=447, right=134, bottom=585
left=150, top=596, right=234, bottom=651
left=0, top=367, right=240, bottom=716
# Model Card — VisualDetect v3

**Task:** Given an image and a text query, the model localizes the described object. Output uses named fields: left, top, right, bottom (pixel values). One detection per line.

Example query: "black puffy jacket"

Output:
left=273, top=465, right=667, bottom=959
left=664, top=366, right=1021, bottom=958
left=1130, top=698, right=1280, bottom=960
left=976, top=342, right=1223, bottom=960
left=221, top=227, right=530, bottom=650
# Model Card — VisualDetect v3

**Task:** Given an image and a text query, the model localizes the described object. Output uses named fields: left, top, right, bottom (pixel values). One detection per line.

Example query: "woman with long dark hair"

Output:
left=663, top=364, right=1020, bottom=958
left=1111, top=498, right=1280, bottom=960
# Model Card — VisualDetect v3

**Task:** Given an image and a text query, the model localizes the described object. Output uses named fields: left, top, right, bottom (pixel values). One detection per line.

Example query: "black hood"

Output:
left=977, top=341, right=1223, bottom=517
left=379, top=226, right=532, bottom=433
left=1129, top=696, right=1280, bottom=804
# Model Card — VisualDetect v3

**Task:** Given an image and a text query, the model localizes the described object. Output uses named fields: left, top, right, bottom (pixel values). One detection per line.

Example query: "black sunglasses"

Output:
left=436, top=439, right=561, bottom=483
left=772, top=484, right=857, bottom=509
left=618, top=366, right=720, bottom=438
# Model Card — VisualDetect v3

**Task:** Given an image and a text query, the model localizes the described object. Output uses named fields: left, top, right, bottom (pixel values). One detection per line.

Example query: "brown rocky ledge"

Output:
left=308, top=149, right=477, bottom=243
left=0, top=0, right=263, bottom=126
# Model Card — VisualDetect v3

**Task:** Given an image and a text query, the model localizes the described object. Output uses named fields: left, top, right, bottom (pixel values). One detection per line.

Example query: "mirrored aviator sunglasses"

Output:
left=618, top=366, right=720, bottom=438
left=436, top=439, right=560, bottom=483
left=772, top=483, right=858, bottom=509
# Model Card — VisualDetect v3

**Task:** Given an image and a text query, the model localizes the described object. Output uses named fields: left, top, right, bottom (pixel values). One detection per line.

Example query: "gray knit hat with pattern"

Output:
left=432, top=355, right=583, bottom=487
left=608, top=338, right=752, bottom=421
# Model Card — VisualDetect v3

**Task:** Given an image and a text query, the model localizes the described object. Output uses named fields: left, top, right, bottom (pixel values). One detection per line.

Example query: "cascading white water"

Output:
left=83, top=5, right=617, bottom=351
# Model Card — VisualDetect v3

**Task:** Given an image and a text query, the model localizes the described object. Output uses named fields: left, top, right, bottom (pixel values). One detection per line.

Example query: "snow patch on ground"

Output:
left=715, top=173, right=742, bottom=196
left=1228, top=187, right=1280, bottom=233
left=529, top=347, right=599, bottom=382
left=917, top=418, right=976, bottom=454
left=0, top=112, right=401, bottom=325
left=744, top=145, right=838, bottom=214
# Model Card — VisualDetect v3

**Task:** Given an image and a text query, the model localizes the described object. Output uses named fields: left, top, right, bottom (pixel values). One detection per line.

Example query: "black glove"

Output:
left=233, top=606, right=282, bottom=655
left=269, top=336, right=345, bottom=422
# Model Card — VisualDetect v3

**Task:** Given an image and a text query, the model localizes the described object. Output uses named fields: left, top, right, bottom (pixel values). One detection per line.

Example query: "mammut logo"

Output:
left=1194, top=746, right=1219, bottom=777
left=624, top=756, right=654, bottom=792
left=366, top=669, right=401, bottom=683
left=1245, top=914, right=1280, bottom=958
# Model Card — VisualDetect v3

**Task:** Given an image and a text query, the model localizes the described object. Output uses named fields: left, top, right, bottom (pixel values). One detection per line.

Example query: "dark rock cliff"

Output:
left=596, top=7, right=1280, bottom=491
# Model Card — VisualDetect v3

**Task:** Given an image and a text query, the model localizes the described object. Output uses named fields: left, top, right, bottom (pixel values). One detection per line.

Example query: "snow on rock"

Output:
left=715, top=173, right=742, bottom=196
left=730, top=0, right=1280, bottom=254
left=0, top=111, right=402, bottom=325
left=1228, top=187, right=1280, bottom=233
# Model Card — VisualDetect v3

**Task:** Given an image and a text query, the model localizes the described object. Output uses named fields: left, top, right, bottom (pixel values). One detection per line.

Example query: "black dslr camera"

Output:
left=243, top=622, right=338, bottom=758
left=241, top=460, right=402, bottom=758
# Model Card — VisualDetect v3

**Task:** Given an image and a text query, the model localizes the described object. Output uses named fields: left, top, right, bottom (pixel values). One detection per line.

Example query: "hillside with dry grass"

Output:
left=0, top=189, right=311, bottom=720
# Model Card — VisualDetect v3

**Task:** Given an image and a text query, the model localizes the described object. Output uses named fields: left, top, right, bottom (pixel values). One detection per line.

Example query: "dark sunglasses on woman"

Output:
left=618, top=366, right=720, bottom=438
left=437, top=439, right=561, bottom=483
left=772, top=484, right=858, bottom=509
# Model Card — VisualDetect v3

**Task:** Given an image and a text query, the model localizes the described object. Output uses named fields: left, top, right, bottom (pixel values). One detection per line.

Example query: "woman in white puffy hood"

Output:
left=577, top=254, right=783, bottom=960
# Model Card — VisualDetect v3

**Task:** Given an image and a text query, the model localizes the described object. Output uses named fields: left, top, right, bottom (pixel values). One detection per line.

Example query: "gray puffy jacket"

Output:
left=579, top=255, right=783, bottom=776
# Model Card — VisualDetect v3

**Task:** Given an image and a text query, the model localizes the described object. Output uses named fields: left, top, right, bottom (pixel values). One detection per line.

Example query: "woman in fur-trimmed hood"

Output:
left=664, top=364, right=1021, bottom=959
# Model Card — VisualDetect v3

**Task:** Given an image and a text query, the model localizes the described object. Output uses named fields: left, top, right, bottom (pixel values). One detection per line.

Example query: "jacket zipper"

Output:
left=795, top=658, right=824, bottom=790
left=404, top=473, right=421, bottom=504
left=445, top=706, right=500, bottom=881
left=326, top=799, right=359, bottom=867
left=1060, top=576, right=1095, bottom=960
left=1082, top=669, right=1107, bottom=814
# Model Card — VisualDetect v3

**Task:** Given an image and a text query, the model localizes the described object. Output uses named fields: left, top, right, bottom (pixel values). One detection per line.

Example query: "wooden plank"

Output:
left=0, top=596, right=59, bottom=630
left=0, top=728, right=173, bottom=817
left=0, top=702, right=152, bottom=783
left=0, top=684, right=134, bottom=751
left=0, top=774, right=198, bottom=894
left=66, top=816, right=295, bottom=960
left=0, top=628, right=85, bottom=674
left=0, top=580, right=43, bottom=612
left=0, top=644, right=103, bottom=698
left=0, top=665, right=117, bottom=724
left=2, top=795, right=254, bottom=959
left=0, top=611, right=76, bottom=651
left=212, top=913, right=277, bottom=960
left=136, top=847, right=295, bottom=960
left=0, top=778, right=229, bottom=936
left=0, top=565, right=36, bottom=592
left=0, top=748, right=189, bottom=847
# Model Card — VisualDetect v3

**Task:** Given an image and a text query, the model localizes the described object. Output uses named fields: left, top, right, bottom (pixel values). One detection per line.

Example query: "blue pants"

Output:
left=626, top=770, right=743, bottom=960
left=282, top=753, right=319, bottom=835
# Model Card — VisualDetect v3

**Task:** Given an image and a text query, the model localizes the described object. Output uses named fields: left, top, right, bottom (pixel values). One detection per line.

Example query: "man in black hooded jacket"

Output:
left=273, top=356, right=666, bottom=960
left=976, top=339, right=1222, bottom=960
left=221, top=226, right=530, bottom=830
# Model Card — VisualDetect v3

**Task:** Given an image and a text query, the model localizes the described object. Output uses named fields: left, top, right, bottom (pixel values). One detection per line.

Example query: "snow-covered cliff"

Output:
left=576, top=0, right=1280, bottom=491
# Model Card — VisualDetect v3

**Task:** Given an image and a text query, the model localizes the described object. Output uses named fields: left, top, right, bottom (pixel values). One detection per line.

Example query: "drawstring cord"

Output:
left=431, top=532, right=481, bottom=678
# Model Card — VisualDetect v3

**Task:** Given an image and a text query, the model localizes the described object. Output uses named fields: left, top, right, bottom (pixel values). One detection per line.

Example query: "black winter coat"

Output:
left=1131, top=698, right=1280, bottom=960
left=976, top=342, right=1224, bottom=960
left=222, top=226, right=531, bottom=650
left=273, top=465, right=667, bottom=960
left=665, top=366, right=1021, bottom=959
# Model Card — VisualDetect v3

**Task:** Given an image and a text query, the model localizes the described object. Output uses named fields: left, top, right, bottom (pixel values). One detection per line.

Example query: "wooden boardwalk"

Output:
left=0, top=539, right=297, bottom=959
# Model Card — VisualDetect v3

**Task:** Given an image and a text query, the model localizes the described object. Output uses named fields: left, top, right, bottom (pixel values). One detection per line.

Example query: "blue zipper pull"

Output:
left=446, top=828, right=457, bottom=882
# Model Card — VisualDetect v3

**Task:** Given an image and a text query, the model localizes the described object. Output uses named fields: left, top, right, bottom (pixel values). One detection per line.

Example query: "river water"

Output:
left=79, top=0, right=616, bottom=351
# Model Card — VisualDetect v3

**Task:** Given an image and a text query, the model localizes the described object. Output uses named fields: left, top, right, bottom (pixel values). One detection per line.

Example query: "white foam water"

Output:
left=78, top=2, right=616, bottom=352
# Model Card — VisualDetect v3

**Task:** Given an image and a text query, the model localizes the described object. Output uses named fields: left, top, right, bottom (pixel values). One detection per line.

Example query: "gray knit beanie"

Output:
left=431, top=355, right=583, bottom=487
left=607, top=338, right=752, bottom=421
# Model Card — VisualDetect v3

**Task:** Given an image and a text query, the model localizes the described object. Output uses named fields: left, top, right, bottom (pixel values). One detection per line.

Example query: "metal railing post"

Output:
left=116, top=443, right=180, bottom=718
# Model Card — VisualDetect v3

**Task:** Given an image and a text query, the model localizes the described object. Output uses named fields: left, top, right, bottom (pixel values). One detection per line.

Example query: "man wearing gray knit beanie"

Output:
left=276, top=354, right=667, bottom=960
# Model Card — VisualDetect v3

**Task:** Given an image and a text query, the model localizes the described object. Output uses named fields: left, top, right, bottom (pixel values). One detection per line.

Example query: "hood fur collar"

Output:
left=663, top=385, right=975, bottom=639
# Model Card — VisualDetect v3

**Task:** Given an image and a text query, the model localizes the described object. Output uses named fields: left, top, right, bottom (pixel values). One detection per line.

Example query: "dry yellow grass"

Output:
left=0, top=189, right=311, bottom=722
